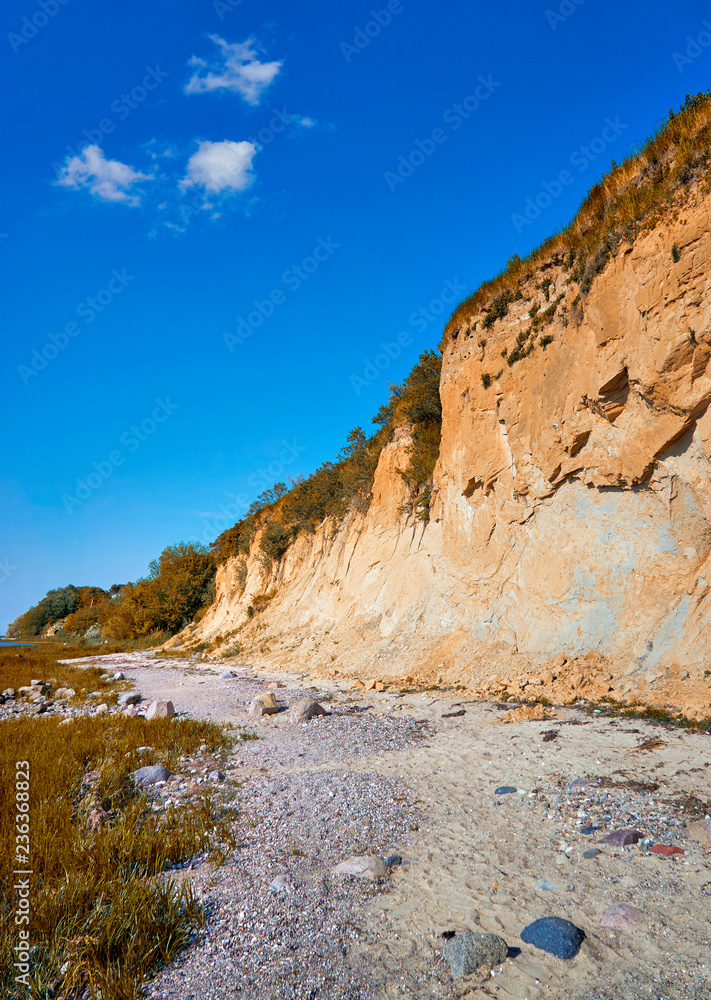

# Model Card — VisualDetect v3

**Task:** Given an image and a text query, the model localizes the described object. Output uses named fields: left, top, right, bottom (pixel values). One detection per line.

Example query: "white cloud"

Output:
left=185, top=36, right=282, bottom=105
left=180, top=140, right=258, bottom=194
left=56, top=145, right=151, bottom=206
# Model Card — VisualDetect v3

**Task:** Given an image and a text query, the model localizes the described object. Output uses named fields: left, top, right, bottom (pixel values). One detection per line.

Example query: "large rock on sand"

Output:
left=289, top=699, right=328, bottom=724
left=249, top=691, right=278, bottom=718
left=145, top=700, right=175, bottom=720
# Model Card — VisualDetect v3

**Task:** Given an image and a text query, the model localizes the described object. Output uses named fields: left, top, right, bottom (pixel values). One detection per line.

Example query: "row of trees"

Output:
left=8, top=544, right=215, bottom=642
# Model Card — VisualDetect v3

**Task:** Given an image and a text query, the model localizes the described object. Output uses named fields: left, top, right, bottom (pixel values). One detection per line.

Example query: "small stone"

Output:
left=442, top=932, right=508, bottom=977
left=122, top=705, right=138, bottom=718
left=384, top=854, right=403, bottom=868
left=583, top=848, right=602, bottom=859
left=219, top=671, right=237, bottom=679
left=520, top=916, right=585, bottom=959
left=249, top=691, right=278, bottom=718
left=289, top=699, right=328, bottom=724
left=597, top=829, right=643, bottom=847
left=54, top=688, right=75, bottom=700
left=145, top=700, right=175, bottom=720
left=95, top=704, right=109, bottom=715
left=332, top=856, right=390, bottom=880
left=2, top=688, right=16, bottom=699
left=208, top=770, right=225, bottom=783
left=495, top=786, right=517, bottom=795
left=133, top=765, right=172, bottom=787
left=650, top=844, right=684, bottom=857
left=118, top=692, right=141, bottom=707
left=599, top=903, right=643, bottom=931
left=113, top=671, right=125, bottom=680
left=351, top=680, right=366, bottom=690
left=364, top=679, right=379, bottom=691
left=567, top=778, right=590, bottom=791
left=269, top=874, right=294, bottom=894
left=580, top=825, right=595, bottom=835
left=536, top=879, right=557, bottom=891
left=688, top=817, right=711, bottom=848
left=374, top=681, right=385, bottom=691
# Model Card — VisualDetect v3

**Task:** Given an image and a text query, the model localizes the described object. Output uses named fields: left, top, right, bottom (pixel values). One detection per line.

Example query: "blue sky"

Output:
left=2, top=0, right=710, bottom=629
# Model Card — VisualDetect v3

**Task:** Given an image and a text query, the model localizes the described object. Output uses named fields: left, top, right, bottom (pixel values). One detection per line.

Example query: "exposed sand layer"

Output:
left=66, top=653, right=711, bottom=999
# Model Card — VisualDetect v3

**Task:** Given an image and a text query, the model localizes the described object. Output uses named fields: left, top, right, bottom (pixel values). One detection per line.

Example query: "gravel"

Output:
left=145, top=768, right=428, bottom=1000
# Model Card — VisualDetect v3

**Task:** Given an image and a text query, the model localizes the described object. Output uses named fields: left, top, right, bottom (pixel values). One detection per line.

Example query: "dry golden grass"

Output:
left=444, top=91, right=711, bottom=338
left=0, top=646, right=242, bottom=999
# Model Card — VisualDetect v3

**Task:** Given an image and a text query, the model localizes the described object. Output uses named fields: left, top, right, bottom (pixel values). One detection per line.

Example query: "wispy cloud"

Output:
left=55, top=145, right=152, bottom=206
left=180, top=139, right=258, bottom=194
left=185, top=36, right=282, bottom=105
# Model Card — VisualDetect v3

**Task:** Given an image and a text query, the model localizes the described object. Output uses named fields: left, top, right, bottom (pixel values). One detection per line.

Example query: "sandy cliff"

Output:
left=174, top=185, right=711, bottom=719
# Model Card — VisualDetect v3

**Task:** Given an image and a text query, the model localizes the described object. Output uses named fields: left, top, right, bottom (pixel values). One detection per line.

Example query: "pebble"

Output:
left=597, top=828, right=643, bottom=847
left=249, top=692, right=278, bottom=718
left=536, top=878, right=557, bottom=891
left=384, top=854, right=402, bottom=868
left=583, top=848, right=602, bottom=859
left=113, top=671, right=125, bottom=680
left=331, top=856, right=390, bottom=880
left=133, top=765, right=172, bottom=787
left=208, top=770, right=226, bottom=783
left=268, top=874, right=294, bottom=895
left=145, top=700, right=175, bottom=720
left=599, top=903, right=643, bottom=931
left=290, top=698, right=328, bottom=725
left=580, top=825, right=595, bottom=835
left=495, top=786, right=517, bottom=795
left=442, top=932, right=508, bottom=977
left=520, top=916, right=585, bottom=959
left=219, top=671, right=237, bottom=679
left=118, top=692, right=142, bottom=707
left=688, top=817, right=711, bottom=848
left=650, top=844, right=684, bottom=856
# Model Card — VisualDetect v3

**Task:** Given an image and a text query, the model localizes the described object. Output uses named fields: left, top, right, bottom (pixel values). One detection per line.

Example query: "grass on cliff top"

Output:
left=0, top=647, right=239, bottom=1000
left=445, top=90, right=711, bottom=337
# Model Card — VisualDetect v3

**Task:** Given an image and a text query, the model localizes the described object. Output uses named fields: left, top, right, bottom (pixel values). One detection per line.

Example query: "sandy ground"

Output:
left=67, top=652, right=711, bottom=999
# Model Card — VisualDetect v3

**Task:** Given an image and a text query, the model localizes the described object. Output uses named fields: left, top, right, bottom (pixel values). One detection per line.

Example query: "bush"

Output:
left=103, top=543, right=216, bottom=640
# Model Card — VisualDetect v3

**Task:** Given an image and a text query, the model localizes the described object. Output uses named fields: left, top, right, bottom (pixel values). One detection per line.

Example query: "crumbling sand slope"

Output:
left=173, top=185, right=711, bottom=720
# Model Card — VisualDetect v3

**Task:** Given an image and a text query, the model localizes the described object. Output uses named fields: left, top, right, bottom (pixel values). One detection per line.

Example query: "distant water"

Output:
left=0, top=641, right=33, bottom=647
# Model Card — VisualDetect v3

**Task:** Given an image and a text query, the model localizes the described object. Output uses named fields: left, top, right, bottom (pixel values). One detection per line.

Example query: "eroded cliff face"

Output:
left=175, top=186, right=711, bottom=717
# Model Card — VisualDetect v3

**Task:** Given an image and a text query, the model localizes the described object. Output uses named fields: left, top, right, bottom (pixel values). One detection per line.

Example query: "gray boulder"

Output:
left=118, top=692, right=141, bottom=707
left=289, top=698, right=328, bottom=724
left=133, top=765, right=172, bottom=786
left=442, top=932, right=508, bottom=977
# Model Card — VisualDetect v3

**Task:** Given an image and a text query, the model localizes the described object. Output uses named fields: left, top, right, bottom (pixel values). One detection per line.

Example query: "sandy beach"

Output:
left=57, top=651, right=711, bottom=1000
